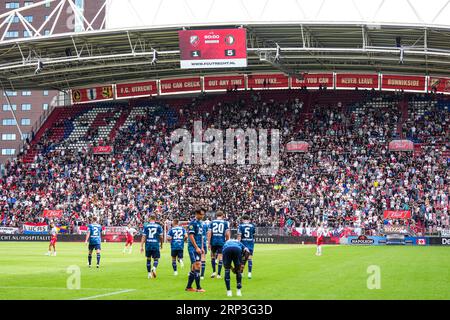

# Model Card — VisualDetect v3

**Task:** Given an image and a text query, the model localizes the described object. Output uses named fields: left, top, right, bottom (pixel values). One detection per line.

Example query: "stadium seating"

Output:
left=1, top=90, right=449, bottom=237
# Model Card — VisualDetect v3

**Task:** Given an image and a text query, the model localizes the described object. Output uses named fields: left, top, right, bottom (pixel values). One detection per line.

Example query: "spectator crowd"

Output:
left=1, top=90, right=449, bottom=237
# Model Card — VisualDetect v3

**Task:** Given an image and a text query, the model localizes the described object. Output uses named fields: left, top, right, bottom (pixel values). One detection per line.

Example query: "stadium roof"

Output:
left=0, top=0, right=450, bottom=90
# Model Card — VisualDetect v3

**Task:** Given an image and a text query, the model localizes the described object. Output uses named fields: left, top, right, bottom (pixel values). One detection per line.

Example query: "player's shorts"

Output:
left=88, top=243, right=101, bottom=251
left=145, top=247, right=161, bottom=259
left=241, top=242, right=254, bottom=255
left=50, top=237, right=57, bottom=245
left=317, top=236, right=324, bottom=245
left=188, top=247, right=201, bottom=264
left=126, top=236, right=133, bottom=245
left=222, top=247, right=242, bottom=270
left=210, top=244, right=223, bottom=255
left=171, top=249, right=184, bottom=259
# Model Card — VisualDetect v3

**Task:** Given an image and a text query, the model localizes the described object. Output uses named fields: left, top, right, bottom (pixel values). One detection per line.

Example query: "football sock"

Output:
left=88, top=254, right=92, bottom=266
left=248, top=260, right=253, bottom=272
left=225, top=269, right=231, bottom=291
left=186, top=271, right=195, bottom=288
left=146, top=259, right=151, bottom=272
left=172, top=260, right=177, bottom=271
left=194, top=270, right=201, bottom=289
left=96, top=253, right=101, bottom=265
left=201, top=261, right=206, bottom=277
left=153, top=260, right=159, bottom=269
left=218, top=260, right=223, bottom=275
left=211, top=258, right=216, bottom=272
left=237, top=272, right=242, bottom=289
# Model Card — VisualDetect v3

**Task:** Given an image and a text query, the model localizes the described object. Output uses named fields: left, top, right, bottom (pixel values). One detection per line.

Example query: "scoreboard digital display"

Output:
left=179, top=28, right=247, bottom=69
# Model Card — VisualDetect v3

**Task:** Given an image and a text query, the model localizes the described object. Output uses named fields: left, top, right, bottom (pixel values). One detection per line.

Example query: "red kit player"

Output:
left=46, top=222, right=58, bottom=256
left=316, top=223, right=325, bottom=256
left=123, top=224, right=137, bottom=254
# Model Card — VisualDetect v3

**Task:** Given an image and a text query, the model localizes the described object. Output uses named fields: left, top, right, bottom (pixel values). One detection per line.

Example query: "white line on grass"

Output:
left=0, top=286, right=129, bottom=291
left=77, top=289, right=136, bottom=300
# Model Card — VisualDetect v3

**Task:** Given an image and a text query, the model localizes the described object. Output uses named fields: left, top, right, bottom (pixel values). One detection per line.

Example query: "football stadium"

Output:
left=0, top=0, right=449, bottom=302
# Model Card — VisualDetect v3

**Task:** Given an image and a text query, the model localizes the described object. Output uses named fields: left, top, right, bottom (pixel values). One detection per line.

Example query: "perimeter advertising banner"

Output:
left=429, top=237, right=450, bottom=245
left=247, top=74, right=289, bottom=89
left=290, top=73, right=333, bottom=88
left=336, top=73, right=379, bottom=89
left=72, top=85, right=115, bottom=104
left=179, top=28, right=247, bottom=69
left=116, top=81, right=158, bottom=99
left=428, top=77, right=450, bottom=94
left=381, top=74, right=426, bottom=91
left=0, top=227, right=19, bottom=234
left=0, top=234, right=51, bottom=241
left=203, top=75, right=246, bottom=91
left=348, top=235, right=387, bottom=245
left=104, top=226, right=129, bottom=242
left=160, top=77, right=202, bottom=94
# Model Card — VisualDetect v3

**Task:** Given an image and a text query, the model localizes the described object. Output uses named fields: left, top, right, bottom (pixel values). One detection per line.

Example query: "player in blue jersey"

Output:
left=185, top=208, right=206, bottom=292
left=222, top=239, right=251, bottom=297
left=237, top=215, right=256, bottom=279
left=207, top=210, right=230, bottom=279
left=84, top=216, right=103, bottom=268
left=200, top=216, right=210, bottom=279
left=140, top=215, right=163, bottom=279
left=167, top=219, right=187, bottom=276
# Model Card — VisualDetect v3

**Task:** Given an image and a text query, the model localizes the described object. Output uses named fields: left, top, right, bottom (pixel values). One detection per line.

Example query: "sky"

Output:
left=105, top=0, right=450, bottom=30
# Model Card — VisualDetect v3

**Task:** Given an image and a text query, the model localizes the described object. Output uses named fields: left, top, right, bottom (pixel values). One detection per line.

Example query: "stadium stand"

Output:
left=1, top=90, right=449, bottom=238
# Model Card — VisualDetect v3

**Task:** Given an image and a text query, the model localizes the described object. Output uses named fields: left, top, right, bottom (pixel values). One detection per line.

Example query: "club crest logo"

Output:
left=190, top=35, right=200, bottom=46
left=72, top=89, right=81, bottom=102
left=224, top=35, right=235, bottom=45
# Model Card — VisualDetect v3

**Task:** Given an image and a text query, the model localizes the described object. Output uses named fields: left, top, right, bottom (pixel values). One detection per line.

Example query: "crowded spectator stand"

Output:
left=0, top=90, right=448, bottom=242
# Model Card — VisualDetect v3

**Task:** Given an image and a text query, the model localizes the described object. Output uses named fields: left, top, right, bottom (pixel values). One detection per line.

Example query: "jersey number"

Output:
left=244, top=227, right=251, bottom=238
left=148, top=228, right=157, bottom=238
left=172, top=229, right=183, bottom=239
left=92, top=228, right=100, bottom=237
left=212, top=223, right=224, bottom=234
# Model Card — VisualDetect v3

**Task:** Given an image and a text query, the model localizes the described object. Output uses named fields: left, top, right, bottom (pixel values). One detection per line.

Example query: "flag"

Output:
left=56, top=225, right=68, bottom=233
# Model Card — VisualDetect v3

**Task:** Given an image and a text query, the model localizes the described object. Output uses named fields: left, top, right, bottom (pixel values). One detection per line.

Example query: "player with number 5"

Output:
left=237, top=215, right=256, bottom=279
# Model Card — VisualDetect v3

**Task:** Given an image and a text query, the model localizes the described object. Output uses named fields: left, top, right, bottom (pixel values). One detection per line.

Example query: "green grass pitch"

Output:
left=0, top=242, right=448, bottom=300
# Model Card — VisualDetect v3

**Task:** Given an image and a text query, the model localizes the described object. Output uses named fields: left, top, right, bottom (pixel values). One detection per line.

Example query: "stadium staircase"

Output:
left=398, top=97, right=409, bottom=138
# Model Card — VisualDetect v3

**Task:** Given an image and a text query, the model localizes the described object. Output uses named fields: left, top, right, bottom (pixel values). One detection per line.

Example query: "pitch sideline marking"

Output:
left=0, top=286, right=130, bottom=291
left=77, top=289, right=136, bottom=300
